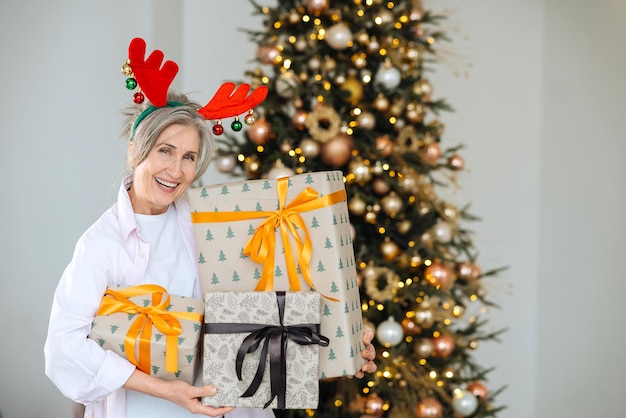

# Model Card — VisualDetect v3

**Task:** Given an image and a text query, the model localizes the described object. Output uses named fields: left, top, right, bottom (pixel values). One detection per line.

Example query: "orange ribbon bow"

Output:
left=191, top=177, right=346, bottom=297
left=96, top=284, right=203, bottom=374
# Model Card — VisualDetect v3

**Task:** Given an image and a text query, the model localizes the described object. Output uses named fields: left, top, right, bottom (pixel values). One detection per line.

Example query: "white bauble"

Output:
left=275, top=71, right=298, bottom=99
left=325, top=23, right=353, bottom=50
left=375, top=64, right=402, bottom=90
left=432, top=220, right=453, bottom=243
left=452, top=391, right=479, bottom=417
left=214, top=154, right=237, bottom=173
left=376, top=317, right=404, bottom=347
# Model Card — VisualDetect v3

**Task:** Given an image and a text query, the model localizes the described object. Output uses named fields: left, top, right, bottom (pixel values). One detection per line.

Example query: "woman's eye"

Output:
left=159, top=148, right=170, bottom=155
left=184, top=154, right=196, bottom=162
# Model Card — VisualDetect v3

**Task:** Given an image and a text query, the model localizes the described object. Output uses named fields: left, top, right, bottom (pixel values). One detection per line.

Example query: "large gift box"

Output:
left=89, top=284, right=204, bottom=384
left=189, top=171, right=365, bottom=378
left=202, top=291, right=328, bottom=409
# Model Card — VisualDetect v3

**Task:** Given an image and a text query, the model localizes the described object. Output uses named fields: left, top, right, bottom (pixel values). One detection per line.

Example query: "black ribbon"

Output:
left=204, top=291, right=330, bottom=409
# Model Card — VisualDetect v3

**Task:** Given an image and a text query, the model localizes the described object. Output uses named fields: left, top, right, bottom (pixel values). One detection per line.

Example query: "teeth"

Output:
left=155, top=177, right=178, bottom=188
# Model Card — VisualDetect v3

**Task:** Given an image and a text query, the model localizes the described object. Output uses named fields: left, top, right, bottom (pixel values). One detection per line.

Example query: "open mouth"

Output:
left=155, top=177, right=179, bottom=189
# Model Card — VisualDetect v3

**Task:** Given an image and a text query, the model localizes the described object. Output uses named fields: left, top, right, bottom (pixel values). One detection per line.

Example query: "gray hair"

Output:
left=121, top=91, right=214, bottom=182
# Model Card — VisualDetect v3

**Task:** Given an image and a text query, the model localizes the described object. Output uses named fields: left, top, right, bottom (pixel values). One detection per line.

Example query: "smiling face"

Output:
left=128, top=123, right=200, bottom=215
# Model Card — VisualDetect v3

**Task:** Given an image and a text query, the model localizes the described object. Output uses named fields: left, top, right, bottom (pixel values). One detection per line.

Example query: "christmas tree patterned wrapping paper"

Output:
left=189, top=170, right=365, bottom=378
left=202, top=291, right=327, bottom=409
left=89, top=284, right=204, bottom=384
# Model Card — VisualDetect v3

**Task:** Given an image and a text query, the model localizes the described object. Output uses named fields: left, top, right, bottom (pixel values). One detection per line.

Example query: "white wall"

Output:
left=537, top=0, right=626, bottom=416
left=1, top=1, right=624, bottom=417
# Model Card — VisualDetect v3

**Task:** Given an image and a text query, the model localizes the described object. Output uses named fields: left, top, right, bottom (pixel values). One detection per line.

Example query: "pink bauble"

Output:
left=415, top=397, right=442, bottom=418
left=291, top=110, right=308, bottom=130
left=247, top=118, right=272, bottom=145
left=321, top=133, right=354, bottom=167
left=423, top=262, right=453, bottom=289
left=422, top=142, right=442, bottom=164
left=467, top=381, right=489, bottom=399
left=432, top=334, right=455, bottom=358
left=304, top=0, right=330, bottom=13
left=364, top=393, right=384, bottom=417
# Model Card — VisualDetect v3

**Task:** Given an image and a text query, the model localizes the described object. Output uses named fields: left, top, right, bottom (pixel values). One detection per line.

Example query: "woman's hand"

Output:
left=163, top=381, right=235, bottom=417
left=353, top=326, right=377, bottom=379
left=124, top=370, right=235, bottom=417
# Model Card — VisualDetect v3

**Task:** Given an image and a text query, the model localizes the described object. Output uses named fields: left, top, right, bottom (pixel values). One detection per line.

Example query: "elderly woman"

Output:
left=44, top=88, right=376, bottom=418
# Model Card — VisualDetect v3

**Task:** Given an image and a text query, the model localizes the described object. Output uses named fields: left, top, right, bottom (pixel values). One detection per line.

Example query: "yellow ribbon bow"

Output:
left=191, top=177, right=346, bottom=296
left=96, top=284, right=203, bottom=374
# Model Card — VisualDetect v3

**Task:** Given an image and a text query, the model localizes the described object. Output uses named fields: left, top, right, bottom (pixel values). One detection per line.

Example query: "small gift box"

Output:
left=202, top=291, right=328, bottom=409
left=89, top=284, right=204, bottom=384
left=189, top=171, right=365, bottom=378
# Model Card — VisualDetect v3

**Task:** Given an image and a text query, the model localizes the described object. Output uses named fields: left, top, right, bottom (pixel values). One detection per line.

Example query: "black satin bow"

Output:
left=204, top=292, right=329, bottom=409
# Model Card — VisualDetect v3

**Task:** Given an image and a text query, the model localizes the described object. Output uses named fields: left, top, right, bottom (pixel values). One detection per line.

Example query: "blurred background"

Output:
left=0, top=0, right=624, bottom=417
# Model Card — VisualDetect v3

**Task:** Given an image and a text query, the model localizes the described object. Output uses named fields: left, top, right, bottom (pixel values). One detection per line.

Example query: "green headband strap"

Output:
left=129, top=101, right=185, bottom=141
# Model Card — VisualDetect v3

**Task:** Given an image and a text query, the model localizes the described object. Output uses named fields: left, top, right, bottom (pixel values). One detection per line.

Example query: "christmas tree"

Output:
left=212, top=0, right=504, bottom=417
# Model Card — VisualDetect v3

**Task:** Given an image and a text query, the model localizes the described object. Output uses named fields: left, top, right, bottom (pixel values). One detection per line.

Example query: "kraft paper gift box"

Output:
left=89, top=284, right=204, bottom=384
left=189, top=170, right=365, bottom=378
left=202, top=291, right=328, bottom=409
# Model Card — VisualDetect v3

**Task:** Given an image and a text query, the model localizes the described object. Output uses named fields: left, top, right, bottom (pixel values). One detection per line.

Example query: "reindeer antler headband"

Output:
left=121, top=37, right=268, bottom=139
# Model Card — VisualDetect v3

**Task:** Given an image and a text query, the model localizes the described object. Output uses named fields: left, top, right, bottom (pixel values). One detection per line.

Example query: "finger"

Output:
left=192, top=385, right=218, bottom=398
left=198, top=406, right=235, bottom=417
left=363, top=327, right=374, bottom=344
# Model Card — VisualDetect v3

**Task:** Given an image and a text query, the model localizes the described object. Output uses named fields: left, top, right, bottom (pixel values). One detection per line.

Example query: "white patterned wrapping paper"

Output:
left=202, top=291, right=324, bottom=409
left=189, top=171, right=365, bottom=378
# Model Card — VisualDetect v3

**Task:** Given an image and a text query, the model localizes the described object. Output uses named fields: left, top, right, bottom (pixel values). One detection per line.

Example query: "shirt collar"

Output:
left=117, top=177, right=191, bottom=239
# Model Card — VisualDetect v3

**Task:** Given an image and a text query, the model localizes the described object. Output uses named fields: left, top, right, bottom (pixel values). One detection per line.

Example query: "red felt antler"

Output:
left=198, top=82, right=268, bottom=120
left=128, top=37, right=178, bottom=107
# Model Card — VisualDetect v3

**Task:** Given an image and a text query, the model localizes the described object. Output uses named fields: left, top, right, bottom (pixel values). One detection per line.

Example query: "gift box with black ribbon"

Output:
left=202, top=291, right=328, bottom=409
left=189, top=171, right=365, bottom=378
left=89, top=284, right=204, bottom=384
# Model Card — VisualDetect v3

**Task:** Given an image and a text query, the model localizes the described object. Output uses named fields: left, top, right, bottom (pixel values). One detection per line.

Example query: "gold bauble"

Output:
left=372, top=94, right=390, bottom=112
left=352, top=52, right=368, bottom=69
left=244, top=158, right=261, bottom=178
left=399, top=171, right=421, bottom=194
left=405, top=102, right=424, bottom=123
left=121, top=63, right=133, bottom=76
left=348, top=159, right=372, bottom=184
left=340, top=76, right=364, bottom=105
left=324, top=57, right=336, bottom=71
left=414, top=308, right=435, bottom=328
left=381, top=192, right=403, bottom=217
left=288, top=10, right=301, bottom=24
left=299, top=138, right=320, bottom=158
left=409, top=254, right=422, bottom=269
left=349, top=195, right=367, bottom=216
left=413, top=78, right=433, bottom=97
left=442, top=203, right=459, bottom=220
left=380, top=238, right=400, bottom=260
left=356, top=31, right=369, bottom=45
left=389, top=98, right=407, bottom=116
left=397, top=219, right=412, bottom=234
left=414, top=338, right=434, bottom=358
left=357, top=111, right=376, bottom=130
left=364, top=211, right=378, bottom=224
